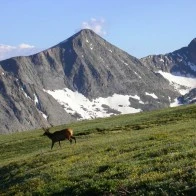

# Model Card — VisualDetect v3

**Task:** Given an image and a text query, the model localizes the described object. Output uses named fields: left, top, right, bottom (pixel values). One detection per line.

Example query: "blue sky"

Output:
left=0, top=0, right=195, bottom=60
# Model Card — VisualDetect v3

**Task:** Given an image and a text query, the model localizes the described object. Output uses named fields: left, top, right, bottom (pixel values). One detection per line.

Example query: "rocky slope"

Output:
left=141, top=38, right=196, bottom=76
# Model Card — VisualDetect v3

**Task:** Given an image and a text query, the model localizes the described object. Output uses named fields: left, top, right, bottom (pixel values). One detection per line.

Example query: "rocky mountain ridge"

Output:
left=141, top=38, right=196, bottom=76
left=141, top=38, right=196, bottom=105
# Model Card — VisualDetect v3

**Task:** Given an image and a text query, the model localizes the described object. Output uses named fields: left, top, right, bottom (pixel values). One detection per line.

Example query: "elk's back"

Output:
left=53, top=130, right=67, bottom=141
left=52, top=129, right=73, bottom=141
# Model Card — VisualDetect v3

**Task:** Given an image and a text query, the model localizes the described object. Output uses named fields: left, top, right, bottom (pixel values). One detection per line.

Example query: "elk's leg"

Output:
left=51, top=142, right=54, bottom=149
left=71, top=136, right=76, bottom=144
left=69, top=139, right=72, bottom=144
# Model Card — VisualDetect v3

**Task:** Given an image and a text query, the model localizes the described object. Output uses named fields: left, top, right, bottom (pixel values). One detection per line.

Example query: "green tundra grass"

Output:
left=0, top=105, right=196, bottom=195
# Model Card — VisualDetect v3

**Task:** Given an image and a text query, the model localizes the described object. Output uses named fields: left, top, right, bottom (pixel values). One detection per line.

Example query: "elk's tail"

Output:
left=69, top=129, right=73, bottom=136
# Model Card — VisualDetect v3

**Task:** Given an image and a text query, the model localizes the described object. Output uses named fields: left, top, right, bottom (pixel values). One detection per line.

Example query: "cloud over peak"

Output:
left=81, top=18, right=107, bottom=36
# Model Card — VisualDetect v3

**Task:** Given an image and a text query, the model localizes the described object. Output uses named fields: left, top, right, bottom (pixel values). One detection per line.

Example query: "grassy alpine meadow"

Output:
left=0, top=104, right=196, bottom=195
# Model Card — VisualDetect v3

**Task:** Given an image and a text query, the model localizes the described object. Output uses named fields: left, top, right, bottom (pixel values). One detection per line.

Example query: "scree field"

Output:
left=0, top=104, right=195, bottom=195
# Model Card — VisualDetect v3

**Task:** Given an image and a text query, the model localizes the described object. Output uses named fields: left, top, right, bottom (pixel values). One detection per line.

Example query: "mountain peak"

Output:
left=78, top=28, right=96, bottom=34
left=73, top=28, right=99, bottom=40
left=188, top=38, right=196, bottom=63
left=188, top=38, right=196, bottom=50
left=57, top=29, right=99, bottom=47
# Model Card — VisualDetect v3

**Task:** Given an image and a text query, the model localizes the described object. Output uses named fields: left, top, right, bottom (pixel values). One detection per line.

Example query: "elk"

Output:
left=42, top=127, right=76, bottom=149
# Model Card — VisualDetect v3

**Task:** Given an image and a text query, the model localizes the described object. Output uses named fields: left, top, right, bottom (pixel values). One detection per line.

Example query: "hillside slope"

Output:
left=0, top=104, right=195, bottom=195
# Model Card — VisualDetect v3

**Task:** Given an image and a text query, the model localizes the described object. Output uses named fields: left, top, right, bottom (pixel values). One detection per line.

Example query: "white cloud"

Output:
left=0, top=43, right=42, bottom=61
left=18, top=43, right=35, bottom=49
left=81, top=18, right=107, bottom=36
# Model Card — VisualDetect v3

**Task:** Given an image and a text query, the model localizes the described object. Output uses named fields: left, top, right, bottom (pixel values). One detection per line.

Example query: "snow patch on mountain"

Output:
left=20, top=87, right=31, bottom=99
left=159, top=58, right=164, bottom=62
left=158, top=71, right=196, bottom=95
left=170, top=98, right=182, bottom=107
left=134, top=71, right=142, bottom=79
left=41, top=112, right=48, bottom=119
left=34, top=94, right=39, bottom=105
left=33, top=93, right=48, bottom=119
left=145, top=92, right=158, bottom=99
left=45, top=88, right=142, bottom=120
left=188, top=62, right=196, bottom=72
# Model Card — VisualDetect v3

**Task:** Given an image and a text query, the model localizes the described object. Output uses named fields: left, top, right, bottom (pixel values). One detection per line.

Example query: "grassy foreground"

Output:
left=0, top=105, right=196, bottom=195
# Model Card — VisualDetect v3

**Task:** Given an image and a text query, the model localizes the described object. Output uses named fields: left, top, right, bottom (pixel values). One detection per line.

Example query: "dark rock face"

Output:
left=178, top=88, right=196, bottom=104
left=0, top=29, right=182, bottom=133
left=0, top=68, right=74, bottom=133
left=188, top=38, right=196, bottom=64
left=141, top=38, right=196, bottom=107
left=141, top=38, right=196, bottom=78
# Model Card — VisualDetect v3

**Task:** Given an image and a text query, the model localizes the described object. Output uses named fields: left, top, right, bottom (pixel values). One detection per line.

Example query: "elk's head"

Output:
left=42, top=127, right=50, bottom=136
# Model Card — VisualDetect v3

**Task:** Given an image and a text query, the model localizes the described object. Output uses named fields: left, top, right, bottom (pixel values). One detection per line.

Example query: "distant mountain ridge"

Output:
left=0, top=29, right=194, bottom=133
left=141, top=38, right=196, bottom=77
left=141, top=38, right=196, bottom=105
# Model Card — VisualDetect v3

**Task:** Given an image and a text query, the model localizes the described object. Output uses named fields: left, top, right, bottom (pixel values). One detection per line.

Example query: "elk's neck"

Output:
left=45, top=132, right=53, bottom=140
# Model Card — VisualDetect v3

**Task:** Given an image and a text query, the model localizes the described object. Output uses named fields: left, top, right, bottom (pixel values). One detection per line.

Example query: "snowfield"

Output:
left=158, top=71, right=196, bottom=107
left=145, top=92, right=158, bottom=99
left=42, top=71, right=196, bottom=119
left=45, top=88, right=142, bottom=120
left=158, top=71, right=196, bottom=94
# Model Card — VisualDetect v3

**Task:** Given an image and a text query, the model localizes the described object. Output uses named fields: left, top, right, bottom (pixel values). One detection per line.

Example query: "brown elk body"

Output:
left=43, top=128, right=76, bottom=149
